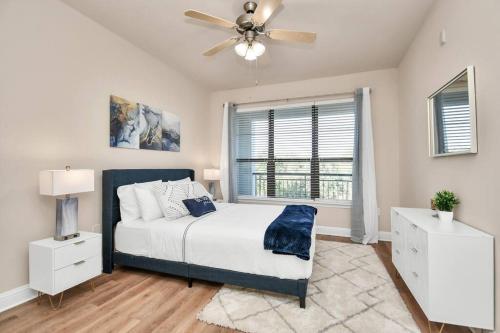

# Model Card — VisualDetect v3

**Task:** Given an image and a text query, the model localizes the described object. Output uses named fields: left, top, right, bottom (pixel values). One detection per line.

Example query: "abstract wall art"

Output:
left=110, top=95, right=180, bottom=152
left=161, top=110, right=180, bottom=152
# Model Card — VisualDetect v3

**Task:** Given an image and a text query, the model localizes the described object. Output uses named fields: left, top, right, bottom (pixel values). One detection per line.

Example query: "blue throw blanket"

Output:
left=264, top=205, right=317, bottom=260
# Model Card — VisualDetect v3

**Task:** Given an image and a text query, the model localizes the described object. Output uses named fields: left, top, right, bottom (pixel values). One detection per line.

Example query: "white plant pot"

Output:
left=438, top=210, right=453, bottom=224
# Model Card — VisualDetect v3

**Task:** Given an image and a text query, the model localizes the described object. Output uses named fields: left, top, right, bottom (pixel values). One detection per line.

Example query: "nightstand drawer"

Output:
left=54, top=255, right=101, bottom=294
left=54, top=236, right=101, bottom=269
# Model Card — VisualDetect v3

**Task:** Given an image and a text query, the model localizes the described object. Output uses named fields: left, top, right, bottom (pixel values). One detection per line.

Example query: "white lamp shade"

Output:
left=252, top=42, right=266, bottom=57
left=244, top=47, right=257, bottom=61
left=203, top=169, right=220, bottom=181
left=39, top=169, right=94, bottom=196
left=234, top=42, right=248, bottom=57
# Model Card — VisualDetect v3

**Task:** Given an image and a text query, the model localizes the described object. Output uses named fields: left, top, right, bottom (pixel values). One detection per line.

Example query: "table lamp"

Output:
left=203, top=169, right=220, bottom=198
left=39, top=166, right=94, bottom=241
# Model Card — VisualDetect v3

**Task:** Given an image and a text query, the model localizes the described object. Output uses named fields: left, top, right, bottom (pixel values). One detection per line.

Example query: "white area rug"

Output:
left=197, top=240, right=420, bottom=333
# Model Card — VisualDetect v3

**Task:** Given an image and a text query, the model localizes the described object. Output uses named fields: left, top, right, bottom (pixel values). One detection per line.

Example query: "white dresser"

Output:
left=391, top=208, right=493, bottom=330
left=29, top=231, right=102, bottom=296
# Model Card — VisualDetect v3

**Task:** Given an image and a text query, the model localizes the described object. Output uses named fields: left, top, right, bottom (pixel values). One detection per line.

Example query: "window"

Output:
left=232, top=99, right=355, bottom=203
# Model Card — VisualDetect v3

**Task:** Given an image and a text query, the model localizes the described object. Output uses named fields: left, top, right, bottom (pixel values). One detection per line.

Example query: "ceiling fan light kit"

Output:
left=235, top=41, right=266, bottom=60
left=184, top=0, right=316, bottom=61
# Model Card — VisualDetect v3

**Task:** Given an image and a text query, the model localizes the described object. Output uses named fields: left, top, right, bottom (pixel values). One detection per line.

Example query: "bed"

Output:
left=102, top=169, right=314, bottom=308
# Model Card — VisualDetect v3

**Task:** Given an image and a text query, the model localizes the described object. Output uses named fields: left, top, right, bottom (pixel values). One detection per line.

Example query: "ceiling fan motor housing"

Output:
left=236, top=13, right=254, bottom=31
left=237, top=2, right=265, bottom=34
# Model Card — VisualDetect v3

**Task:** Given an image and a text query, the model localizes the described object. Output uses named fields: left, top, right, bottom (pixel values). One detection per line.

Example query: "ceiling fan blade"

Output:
left=252, top=0, right=282, bottom=26
left=267, top=29, right=317, bottom=43
left=203, top=37, right=240, bottom=56
left=184, top=10, right=236, bottom=29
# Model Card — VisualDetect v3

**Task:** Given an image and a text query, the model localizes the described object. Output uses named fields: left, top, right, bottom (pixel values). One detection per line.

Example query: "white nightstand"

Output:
left=29, top=231, right=102, bottom=309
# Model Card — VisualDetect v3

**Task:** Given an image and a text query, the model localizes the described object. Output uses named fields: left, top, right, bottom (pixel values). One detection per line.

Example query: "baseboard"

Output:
left=0, top=284, right=37, bottom=313
left=316, top=226, right=391, bottom=242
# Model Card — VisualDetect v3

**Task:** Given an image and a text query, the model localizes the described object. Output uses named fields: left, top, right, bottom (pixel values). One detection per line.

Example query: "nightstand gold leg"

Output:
left=47, top=292, right=64, bottom=310
left=36, top=291, right=43, bottom=305
left=89, top=280, right=95, bottom=291
left=428, top=320, right=445, bottom=333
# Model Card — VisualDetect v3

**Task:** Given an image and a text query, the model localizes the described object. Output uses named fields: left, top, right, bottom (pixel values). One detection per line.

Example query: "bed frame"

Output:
left=102, top=169, right=308, bottom=308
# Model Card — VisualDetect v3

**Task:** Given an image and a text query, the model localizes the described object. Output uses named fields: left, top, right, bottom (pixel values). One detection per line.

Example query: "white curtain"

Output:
left=219, top=102, right=230, bottom=202
left=361, top=87, right=379, bottom=244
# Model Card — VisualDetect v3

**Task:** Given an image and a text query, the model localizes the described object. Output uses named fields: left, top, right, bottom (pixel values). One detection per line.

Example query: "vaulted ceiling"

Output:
left=62, top=0, right=435, bottom=91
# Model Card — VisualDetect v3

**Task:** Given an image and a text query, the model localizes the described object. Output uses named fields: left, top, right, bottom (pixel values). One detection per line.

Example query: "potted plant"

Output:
left=432, top=190, right=460, bottom=223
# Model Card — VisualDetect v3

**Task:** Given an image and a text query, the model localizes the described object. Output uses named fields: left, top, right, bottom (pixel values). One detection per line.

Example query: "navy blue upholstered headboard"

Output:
left=102, top=169, right=194, bottom=273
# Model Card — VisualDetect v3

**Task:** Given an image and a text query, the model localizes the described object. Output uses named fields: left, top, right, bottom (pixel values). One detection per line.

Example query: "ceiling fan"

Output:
left=184, top=0, right=317, bottom=61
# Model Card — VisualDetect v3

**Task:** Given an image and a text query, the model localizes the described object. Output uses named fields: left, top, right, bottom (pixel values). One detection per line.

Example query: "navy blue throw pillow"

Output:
left=182, top=196, right=216, bottom=217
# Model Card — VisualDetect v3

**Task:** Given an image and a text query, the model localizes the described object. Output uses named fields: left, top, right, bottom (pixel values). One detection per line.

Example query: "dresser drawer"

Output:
left=392, top=245, right=404, bottom=274
left=54, top=255, right=101, bottom=294
left=391, top=210, right=404, bottom=237
left=406, top=261, right=428, bottom=311
left=405, top=228, right=428, bottom=311
left=406, top=268, right=422, bottom=299
left=54, top=236, right=101, bottom=270
left=405, top=218, right=426, bottom=251
left=391, top=210, right=405, bottom=274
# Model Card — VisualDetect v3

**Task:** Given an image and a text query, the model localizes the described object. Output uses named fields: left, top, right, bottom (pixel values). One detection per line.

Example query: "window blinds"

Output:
left=318, top=102, right=355, bottom=200
left=233, top=99, right=355, bottom=201
left=233, top=110, right=268, bottom=196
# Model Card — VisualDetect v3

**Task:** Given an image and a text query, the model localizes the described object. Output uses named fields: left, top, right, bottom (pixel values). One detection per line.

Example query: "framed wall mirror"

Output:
left=428, top=66, right=477, bottom=157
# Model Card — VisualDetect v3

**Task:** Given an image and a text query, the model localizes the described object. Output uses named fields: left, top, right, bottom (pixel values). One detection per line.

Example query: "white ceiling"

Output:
left=62, top=0, right=434, bottom=91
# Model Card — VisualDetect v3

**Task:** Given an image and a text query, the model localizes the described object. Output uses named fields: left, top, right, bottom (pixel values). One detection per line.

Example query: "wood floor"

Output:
left=0, top=236, right=471, bottom=333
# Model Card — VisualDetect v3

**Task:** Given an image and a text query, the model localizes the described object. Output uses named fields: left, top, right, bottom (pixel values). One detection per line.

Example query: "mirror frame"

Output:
left=427, top=66, right=478, bottom=157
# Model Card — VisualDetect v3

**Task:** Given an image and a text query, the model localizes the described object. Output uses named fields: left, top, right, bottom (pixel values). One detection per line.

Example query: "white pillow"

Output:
left=189, top=181, right=213, bottom=200
left=153, top=182, right=190, bottom=220
left=167, top=177, right=191, bottom=185
left=134, top=181, right=164, bottom=221
left=117, top=180, right=160, bottom=222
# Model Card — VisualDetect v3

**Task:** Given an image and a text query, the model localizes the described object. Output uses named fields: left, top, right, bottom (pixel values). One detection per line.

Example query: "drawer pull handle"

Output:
left=395, top=230, right=400, bottom=235
left=411, top=247, right=418, bottom=254
left=395, top=249, right=400, bottom=255
left=412, top=271, right=419, bottom=278
left=411, top=223, right=418, bottom=229
left=74, top=240, right=86, bottom=245
left=74, top=260, right=86, bottom=266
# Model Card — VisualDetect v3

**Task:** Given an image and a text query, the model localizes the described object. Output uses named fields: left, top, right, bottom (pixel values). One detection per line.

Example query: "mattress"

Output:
left=115, top=203, right=315, bottom=280
left=115, top=214, right=195, bottom=262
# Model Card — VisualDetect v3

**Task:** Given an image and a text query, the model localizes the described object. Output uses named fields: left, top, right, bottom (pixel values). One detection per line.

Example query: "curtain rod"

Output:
left=231, top=90, right=361, bottom=108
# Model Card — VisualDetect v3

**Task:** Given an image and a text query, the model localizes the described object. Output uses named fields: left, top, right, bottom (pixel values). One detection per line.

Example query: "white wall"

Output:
left=0, top=0, right=210, bottom=292
left=208, top=69, right=400, bottom=232
left=398, top=0, right=500, bottom=329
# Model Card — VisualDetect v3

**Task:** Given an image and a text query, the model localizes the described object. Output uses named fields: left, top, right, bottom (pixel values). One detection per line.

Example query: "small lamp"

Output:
left=39, top=166, right=94, bottom=241
left=203, top=169, right=220, bottom=198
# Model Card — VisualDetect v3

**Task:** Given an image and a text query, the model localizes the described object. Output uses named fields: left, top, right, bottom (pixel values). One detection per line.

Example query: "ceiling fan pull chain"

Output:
left=255, top=57, right=259, bottom=86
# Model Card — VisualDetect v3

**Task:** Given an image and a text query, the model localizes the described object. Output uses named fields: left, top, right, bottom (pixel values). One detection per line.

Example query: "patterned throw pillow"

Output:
left=167, top=177, right=192, bottom=185
left=182, top=196, right=216, bottom=217
left=153, top=183, right=190, bottom=220
left=189, top=181, right=213, bottom=200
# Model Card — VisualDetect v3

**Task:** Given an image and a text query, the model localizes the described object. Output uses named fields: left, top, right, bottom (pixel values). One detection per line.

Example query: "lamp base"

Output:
left=208, top=182, right=216, bottom=198
left=55, top=197, right=79, bottom=241
left=54, top=232, right=80, bottom=241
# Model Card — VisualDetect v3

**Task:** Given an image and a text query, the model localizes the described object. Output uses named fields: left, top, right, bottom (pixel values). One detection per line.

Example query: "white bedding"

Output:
left=115, top=203, right=315, bottom=280
left=115, top=214, right=195, bottom=261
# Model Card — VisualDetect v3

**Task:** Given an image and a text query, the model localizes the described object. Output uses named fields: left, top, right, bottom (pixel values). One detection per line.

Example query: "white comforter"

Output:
left=115, top=203, right=315, bottom=280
